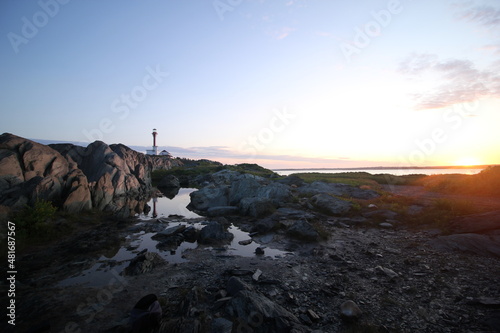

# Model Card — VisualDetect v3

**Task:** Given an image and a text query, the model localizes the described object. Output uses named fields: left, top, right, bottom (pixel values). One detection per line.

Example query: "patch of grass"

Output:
left=152, top=163, right=279, bottom=185
left=415, top=165, right=500, bottom=197
left=13, top=199, right=58, bottom=237
left=291, top=172, right=426, bottom=189
left=404, top=199, right=481, bottom=231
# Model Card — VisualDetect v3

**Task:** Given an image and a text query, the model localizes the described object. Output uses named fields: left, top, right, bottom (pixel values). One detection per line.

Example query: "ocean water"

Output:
left=274, top=168, right=484, bottom=177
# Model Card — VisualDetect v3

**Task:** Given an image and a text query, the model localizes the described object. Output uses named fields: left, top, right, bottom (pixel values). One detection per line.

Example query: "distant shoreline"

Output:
left=272, top=165, right=496, bottom=172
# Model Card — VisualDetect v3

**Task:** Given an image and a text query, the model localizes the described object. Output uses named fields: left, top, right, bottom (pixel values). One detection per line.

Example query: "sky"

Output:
left=1, top=0, right=499, bottom=169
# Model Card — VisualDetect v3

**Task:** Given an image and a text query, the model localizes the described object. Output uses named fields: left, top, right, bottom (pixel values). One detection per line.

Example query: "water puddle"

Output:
left=58, top=189, right=292, bottom=287
left=138, top=187, right=201, bottom=219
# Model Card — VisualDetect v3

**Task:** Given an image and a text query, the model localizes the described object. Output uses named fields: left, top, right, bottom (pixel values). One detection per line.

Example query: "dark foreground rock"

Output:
left=11, top=212, right=500, bottom=333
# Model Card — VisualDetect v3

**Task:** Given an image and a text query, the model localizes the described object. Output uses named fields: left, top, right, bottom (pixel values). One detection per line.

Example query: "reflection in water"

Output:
left=59, top=188, right=292, bottom=287
left=139, top=188, right=201, bottom=219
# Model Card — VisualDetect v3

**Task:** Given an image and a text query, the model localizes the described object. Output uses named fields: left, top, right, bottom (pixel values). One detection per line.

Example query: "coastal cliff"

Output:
left=0, top=133, right=182, bottom=215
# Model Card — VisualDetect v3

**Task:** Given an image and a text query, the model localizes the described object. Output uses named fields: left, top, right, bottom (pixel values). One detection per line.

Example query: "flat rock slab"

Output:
left=428, top=233, right=500, bottom=258
left=154, top=224, right=186, bottom=238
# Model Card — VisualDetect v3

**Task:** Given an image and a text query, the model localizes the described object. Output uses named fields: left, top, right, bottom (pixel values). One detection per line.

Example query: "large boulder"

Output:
left=228, top=177, right=261, bottom=205
left=62, top=167, right=92, bottom=213
left=188, top=185, right=229, bottom=212
left=0, top=133, right=74, bottom=208
left=286, top=219, right=320, bottom=242
left=198, top=221, right=234, bottom=244
left=124, top=250, right=166, bottom=275
left=239, top=197, right=275, bottom=218
left=308, top=193, right=352, bottom=215
left=256, top=182, right=291, bottom=205
left=0, top=133, right=182, bottom=215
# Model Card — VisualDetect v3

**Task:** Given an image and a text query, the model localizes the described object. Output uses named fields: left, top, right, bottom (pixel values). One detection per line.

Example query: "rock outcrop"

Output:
left=0, top=133, right=182, bottom=215
left=188, top=170, right=378, bottom=218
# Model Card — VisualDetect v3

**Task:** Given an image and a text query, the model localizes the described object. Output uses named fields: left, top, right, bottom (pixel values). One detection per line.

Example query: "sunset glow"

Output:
left=454, top=157, right=482, bottom=167
left=1, top=1, right=499, bottom=169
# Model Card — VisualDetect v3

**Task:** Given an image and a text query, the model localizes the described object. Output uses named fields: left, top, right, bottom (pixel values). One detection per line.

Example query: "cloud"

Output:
left=454, top=3, right=500, bottom=32
left=273, top=26, right=296, bottom=40
left=481, top=43, right=500, bottom=54
left=399, top=53, right=500, bottom=110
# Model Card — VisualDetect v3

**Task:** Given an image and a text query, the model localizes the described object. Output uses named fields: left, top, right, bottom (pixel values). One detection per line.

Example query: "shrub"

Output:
left=13, top=199, right=58, bottom=237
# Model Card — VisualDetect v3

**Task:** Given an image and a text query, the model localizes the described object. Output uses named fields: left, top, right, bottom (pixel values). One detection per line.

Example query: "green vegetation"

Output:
left=291, top=172, right=426, bottom=189
left=152, top=162, right=279, bottom=185
left=13, top=199, right=58, bottom=237
left=415, top=165, right=500, bottom=197
left=152, top=161, right=225, bottom=184
left=1, top=201, right=115, bottom=255
left=359, top=193, right=484, bottom=231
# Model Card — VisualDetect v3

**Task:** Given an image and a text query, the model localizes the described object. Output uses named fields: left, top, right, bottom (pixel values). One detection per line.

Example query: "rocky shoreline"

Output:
left=1, top=134, right=500, bottom=332
left=0, top=133, right=181, bottom=217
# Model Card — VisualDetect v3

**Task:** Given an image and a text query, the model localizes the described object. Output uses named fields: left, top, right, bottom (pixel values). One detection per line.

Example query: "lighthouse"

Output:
left=146, top=128, right=159, bottom=155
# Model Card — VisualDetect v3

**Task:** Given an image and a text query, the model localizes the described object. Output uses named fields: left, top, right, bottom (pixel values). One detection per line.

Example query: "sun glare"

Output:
left=454, top=157, right=482, bottom=166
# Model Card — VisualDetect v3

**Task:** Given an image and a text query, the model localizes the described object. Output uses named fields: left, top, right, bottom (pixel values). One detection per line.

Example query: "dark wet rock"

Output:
left=159, top=186, right=180, bottom=199
left=211, top=317, right=233, bottom=333
left=182, top=226, right=199, bottom=243
left=124, top=251, right=165, bottom=276
left=227, top=276, right=253, bottom=296
left=286, top=220, right=319, bottom=242
left=252, top=217, right=280, bottom=234
left=156, top=234, right=185, bottom=251
left=340, top=300, right=362, bottom=320
left=225, top=290, right=302, bottom=332
left=255, top=247, right=265, bottom=255
left=308, top=193, right=352, bottom=215
left=207, top=206, right=239, bottom=217
left=239, top=197, right=275, bottom=218
left=153, top=225, right=187, bottom=238
left=157, top=174, right=180, bottom=188
left=129, top=294, right=162, bottom=333
left=256, top=182, right=292, bottom=205
left=238, top=239, right=253, bottom=246
left=198, top=221, right=234, bottom=244
left=275, top=207, right=316, bottom=220
left=229, top=177, right=262, bottom=205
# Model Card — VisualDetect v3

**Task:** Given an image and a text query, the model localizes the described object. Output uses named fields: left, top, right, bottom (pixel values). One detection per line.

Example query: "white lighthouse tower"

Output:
left=146, top=128, right=158, bottom=155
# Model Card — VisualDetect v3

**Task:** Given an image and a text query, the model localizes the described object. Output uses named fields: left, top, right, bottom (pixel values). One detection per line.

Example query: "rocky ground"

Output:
left=7, top=185, right=500, bottom=333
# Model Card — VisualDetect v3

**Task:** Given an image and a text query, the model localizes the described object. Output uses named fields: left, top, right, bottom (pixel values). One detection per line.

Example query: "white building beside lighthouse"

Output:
left=146, top=128, right=158, bottom=155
